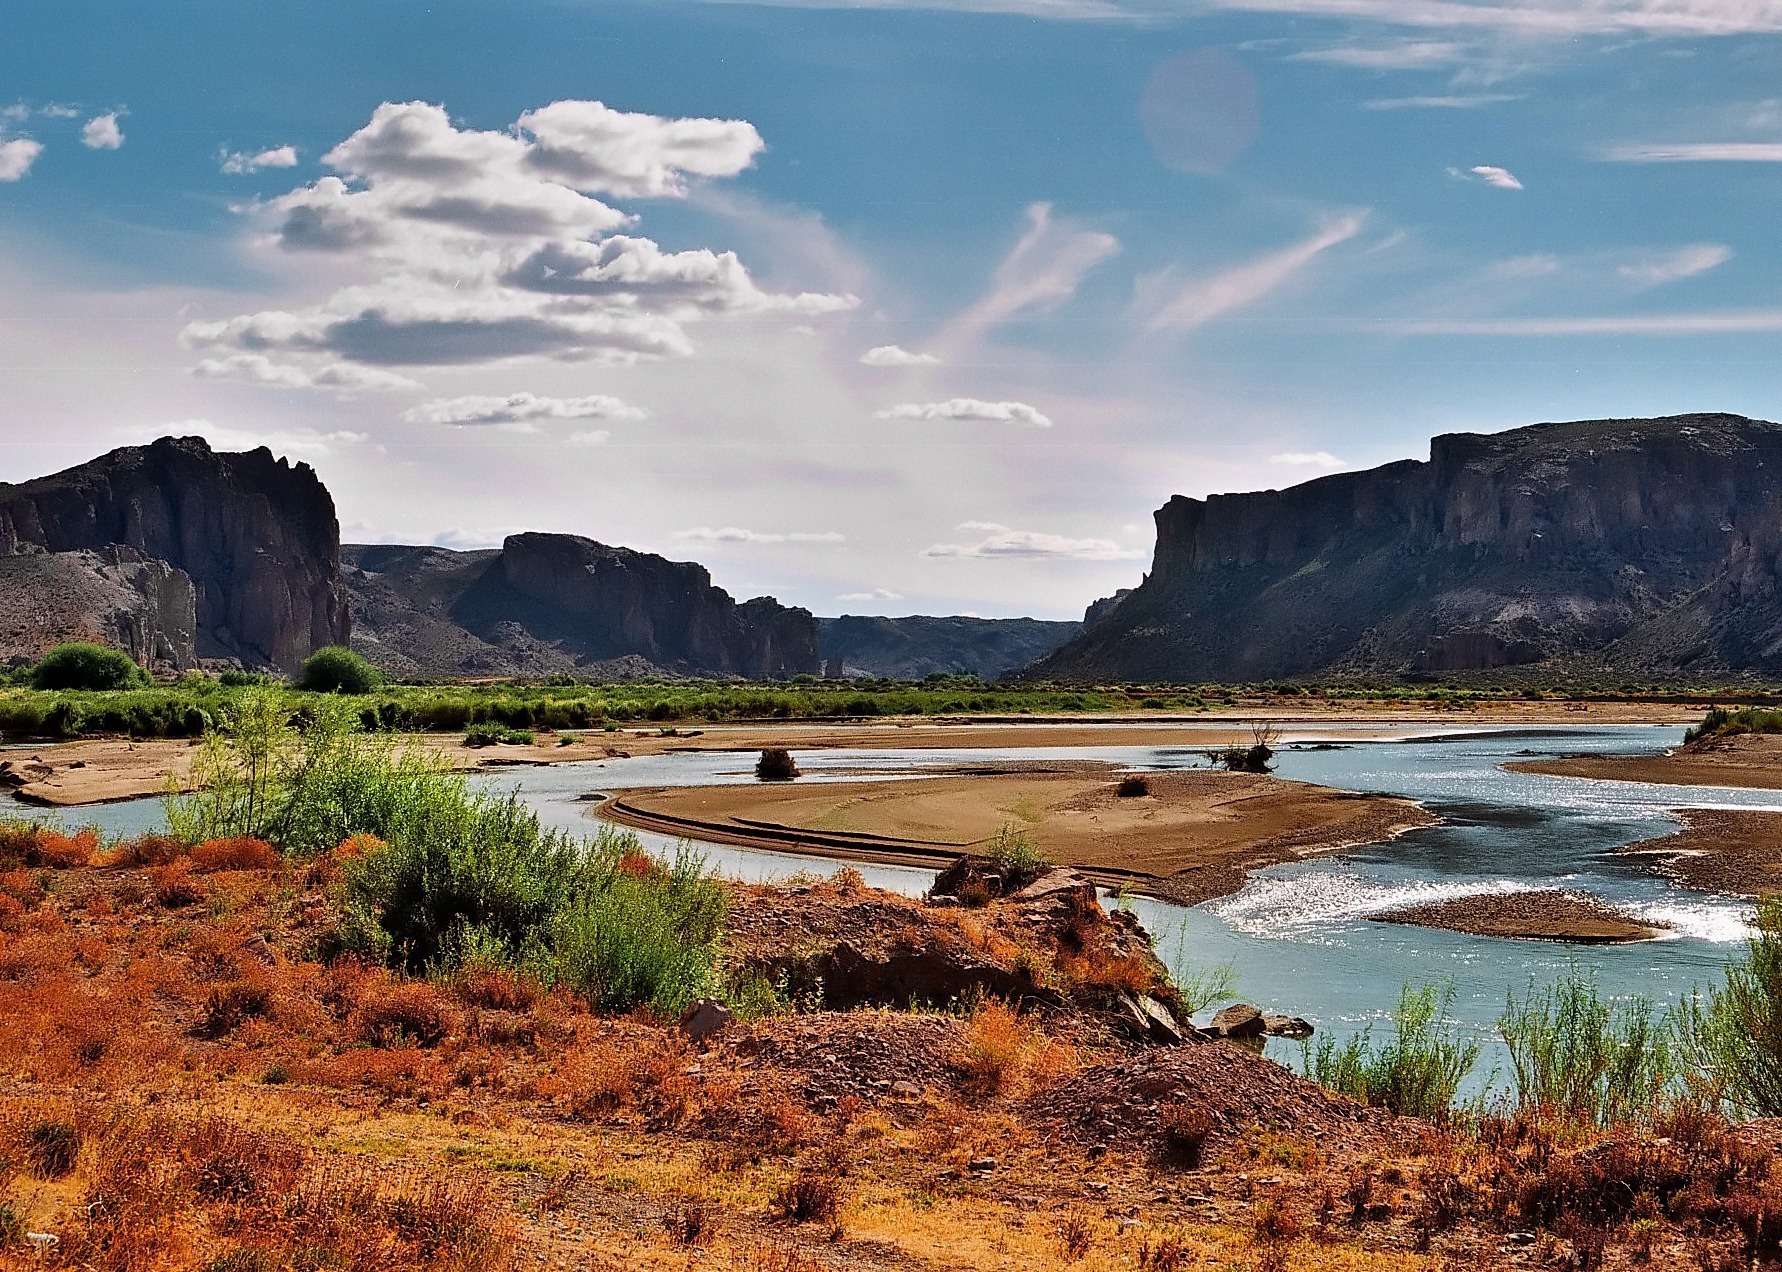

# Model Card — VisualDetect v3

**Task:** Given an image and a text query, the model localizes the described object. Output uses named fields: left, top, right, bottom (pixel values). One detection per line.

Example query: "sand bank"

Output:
left=1369, top=890, right=1670, bottom=943
left=598, top=765, right=1438, bottom=906
left=1508, top=733, right=1782, bottom=791
left=1618, top=808, right=1782, bottom=898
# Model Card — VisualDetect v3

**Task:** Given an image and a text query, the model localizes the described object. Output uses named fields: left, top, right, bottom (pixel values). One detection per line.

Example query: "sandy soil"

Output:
left=599, top=766, right=1438, bottom=906
left=1368, top=889, right=1670, bottom=943
left=1508, top=731, right=1782, bottom=790
left=0, top=699, right=1694, bottom=808
left=1618, top=808, right=1782, bottom=897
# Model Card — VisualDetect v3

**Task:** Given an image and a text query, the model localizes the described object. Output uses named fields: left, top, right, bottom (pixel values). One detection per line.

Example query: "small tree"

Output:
left=297, top=645, right=381, bottom=694
left=29, top=642, right=147, bottom=691
left=756, top=748, right=800, bottom=781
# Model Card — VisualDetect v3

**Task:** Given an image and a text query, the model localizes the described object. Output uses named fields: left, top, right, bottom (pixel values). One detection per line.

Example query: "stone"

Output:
left=1211, top=1004, right=1266, bottom=1039
left=678, top=998, right=735, bottom=1044
left=968, top=1158, right=997, bottom=1173
left=1137, top=995, right=1187, bottom=1045
left=1263, top=1014, right=1314, bottom=1039
left=890, top=1080, right=921, bottom=1099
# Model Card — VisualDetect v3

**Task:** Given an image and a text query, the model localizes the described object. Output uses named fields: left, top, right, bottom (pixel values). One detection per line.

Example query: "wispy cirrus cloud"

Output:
left=939, top=202, right=1118, bottom=346
left=1133, top=215, right=1364, bottom=333
left=1451, top=163, right=1523, bottom=188
left=674, top=525, right=846, bottom=544
left=876, top=398, right=1053, bottom=427
left=1601, top=142, right=1782, bottom=162
left=1364, top=93, right=1520, bottom=110
left=1618, top=244, right=1732, bottom=287
left=1387, top=310, right=1782, bottom=335
left=1291, top=40, right=1464, bottom=68
left=1270, top=450, right=1346, bottom=467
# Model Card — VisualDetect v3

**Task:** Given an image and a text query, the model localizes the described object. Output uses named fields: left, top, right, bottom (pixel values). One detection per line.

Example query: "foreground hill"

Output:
left=0, top=436, right=347, bottom=671
left=816, top=614, right=1080, bottom=679
left=1032, top=413, right=1782, bottom=681
left=344, top=535, right=819, bottom=679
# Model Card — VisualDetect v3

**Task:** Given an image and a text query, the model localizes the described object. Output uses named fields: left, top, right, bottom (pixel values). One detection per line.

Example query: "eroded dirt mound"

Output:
left=730, top=1011, right=966, bottom=1106
left=1026, top=1041, right=1399, bottom=1158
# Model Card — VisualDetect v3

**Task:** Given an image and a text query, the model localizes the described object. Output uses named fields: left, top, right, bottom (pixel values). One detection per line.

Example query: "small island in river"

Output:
left=1369, top=889, right=1672, bottom=943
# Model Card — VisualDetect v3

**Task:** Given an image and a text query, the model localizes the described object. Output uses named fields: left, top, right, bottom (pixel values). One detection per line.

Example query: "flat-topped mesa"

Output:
left=344, top=532, right=819, bottom=679
left=1032, top=413, right=1782, bottom=681
left=0, top=436, right=347, bottom=671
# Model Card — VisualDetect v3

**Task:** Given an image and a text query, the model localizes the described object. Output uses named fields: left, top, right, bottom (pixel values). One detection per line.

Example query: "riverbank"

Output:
left=1618, top=808, right=1782, bottom=897
left=1369, top=889, right=1672, bottom=943
left=0, top=700, right=1696, bottom=808
left=598, top=766, right=1439, bottom=906
left=1507, top=731, right=1782, bottom=790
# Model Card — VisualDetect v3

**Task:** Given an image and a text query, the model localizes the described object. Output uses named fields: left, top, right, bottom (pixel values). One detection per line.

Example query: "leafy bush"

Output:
left=755, top=748, right=800, bottom=781
left=463, top=722, right=532, bottom=746
left=1681, top=895, right=1782, bottom=1115
left=988, top=823, right=1048, bottom=889
left=297, top=646, right=381, bottom=695
left=1498, top=969, right=1676, bottom=1126
left=1302, top=981, right=1479, bottom=1120
left=29, top=642, right=146, bottom=691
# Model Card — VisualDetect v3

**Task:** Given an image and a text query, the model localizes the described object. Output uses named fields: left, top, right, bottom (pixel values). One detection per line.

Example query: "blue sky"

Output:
left=5, top=0, right=1782, bottom=618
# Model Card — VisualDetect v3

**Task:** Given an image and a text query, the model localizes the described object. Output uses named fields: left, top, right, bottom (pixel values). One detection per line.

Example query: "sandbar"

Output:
left=1618, top=808, right=1782, bottom=898
left=1508, top=733, right=1782, bottom=791
left=597, top=765, right=1438, bottom=905
left=1369, top=889, right=1670, bottom=943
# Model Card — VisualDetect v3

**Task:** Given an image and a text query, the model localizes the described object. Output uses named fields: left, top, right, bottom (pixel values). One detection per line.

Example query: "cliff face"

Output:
left=1031, top=414, right=1782, bottom=681
left=344, top=534, right=819, bottom=679
left=0, top=436, right=347, bottom=671
left=0, top=547, right=198, bottom=673
left=816, top=615, right=1082, bottom=680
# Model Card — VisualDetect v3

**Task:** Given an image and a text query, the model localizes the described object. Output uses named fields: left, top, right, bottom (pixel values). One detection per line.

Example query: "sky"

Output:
left=6, top=2, right=1782, bottom=619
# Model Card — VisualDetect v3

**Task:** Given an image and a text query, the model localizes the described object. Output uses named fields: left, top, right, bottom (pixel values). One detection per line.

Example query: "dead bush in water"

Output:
left=756, top=748, right=800, bottom=781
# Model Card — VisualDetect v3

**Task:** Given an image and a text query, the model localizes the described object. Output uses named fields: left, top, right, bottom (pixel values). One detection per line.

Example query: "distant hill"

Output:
left=345, top=536, right=818, bottom=680
left=817, top=615, right=1081, bottom=680
left=1030, top=413, right=1782, bottom=681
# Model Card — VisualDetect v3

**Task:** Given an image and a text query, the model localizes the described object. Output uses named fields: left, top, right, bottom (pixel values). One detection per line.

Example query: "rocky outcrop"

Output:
left=1031, top=414, right=1782, bottom=680
left=344, top=534, right=818, bottom=679
left=0, top=547, right=198, bottom=673
left=816, top=614, right=1080, bottom=680
left=0, top=436, right=346, bottom=670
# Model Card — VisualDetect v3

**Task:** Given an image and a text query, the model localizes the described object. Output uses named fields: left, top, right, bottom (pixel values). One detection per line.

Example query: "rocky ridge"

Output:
left=344, top=534, right=819, bottom=679
left=0, top=436, right=346, bottom=670
left=815, top=614, right=1081, bottom=680
left=1031, top=413, right=1782, bottom=680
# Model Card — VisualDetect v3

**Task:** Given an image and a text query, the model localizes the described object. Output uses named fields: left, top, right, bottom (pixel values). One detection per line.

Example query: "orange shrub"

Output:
left=149, top=860, right=202, bottom=908
left=958, top=999, right=1074, bottom=1097
left=353, top=981, right=460, bottom=1048
left=190, top=835, right=278, bottom=872
left=103, top=832, right=186, bottom=868
left=28, top=827, right=98, bottom=869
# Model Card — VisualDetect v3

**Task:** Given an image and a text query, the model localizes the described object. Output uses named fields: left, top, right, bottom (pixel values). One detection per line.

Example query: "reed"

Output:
left=1301, top=981, right=1479, bottom=1120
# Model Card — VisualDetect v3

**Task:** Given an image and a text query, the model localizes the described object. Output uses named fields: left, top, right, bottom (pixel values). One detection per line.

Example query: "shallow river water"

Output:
left=16, top=721, right=1773, bottom=1083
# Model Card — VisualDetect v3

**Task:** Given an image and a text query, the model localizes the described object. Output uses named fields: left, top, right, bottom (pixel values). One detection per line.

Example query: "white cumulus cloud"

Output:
left=221, top=145, right=298, bottom=174
left=81, top=113, right=122, bottom=150
left=876, top=398, right=1053, bottom=427
left=921, top=522, right=1142, bottom=561
left=403, top=392, right=647, bottom=427
left=191, top=353, right=420, bottom=393
left=674, top=526, right=846, bottom=544
left=0, top=138, right=42, bottom=181
left=839, top=587, right=905, bottom=602
left=180, top=99, right=855, bottom=376
left=1454, top=164, right=1523, bottom=189
left=1270, top=451, right=1347, bottom=468
left=860, top=344, right=940, bottom=366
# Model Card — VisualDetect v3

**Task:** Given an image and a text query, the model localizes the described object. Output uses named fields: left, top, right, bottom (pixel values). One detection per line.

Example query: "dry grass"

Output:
left=956, top=1000, right=1074, bottom=1098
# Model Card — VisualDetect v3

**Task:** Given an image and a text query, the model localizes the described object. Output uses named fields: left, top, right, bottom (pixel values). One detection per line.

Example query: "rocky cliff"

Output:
left=0, top=547, right=198, bottom=673
left=817, top=615, right=1081, bottom=680
left=344, top=534, right=819, bottom=679
left=0, top=436, right=347, bottom=671
left=1030, top=414, right=1782, bottom=681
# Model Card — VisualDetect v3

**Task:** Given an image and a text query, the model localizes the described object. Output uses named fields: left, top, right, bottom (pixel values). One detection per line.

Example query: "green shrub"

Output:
left=297, top=645, right=381, bottom=694
left=988, top=823, right=1048, bottom=887
left=1497, top=970, right=1675, bottom=1126
left=551, top=847, right=725, bottom=1015
left=1302, top=981, right=1479, bottom=1120
left=1680, top=895, right=1782, bottom=1115
left=29, top=642, right=146, bottom=691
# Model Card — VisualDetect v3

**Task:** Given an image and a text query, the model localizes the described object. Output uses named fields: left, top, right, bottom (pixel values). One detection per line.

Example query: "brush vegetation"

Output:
left=1301, top=981, right=1480, bottom=1120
